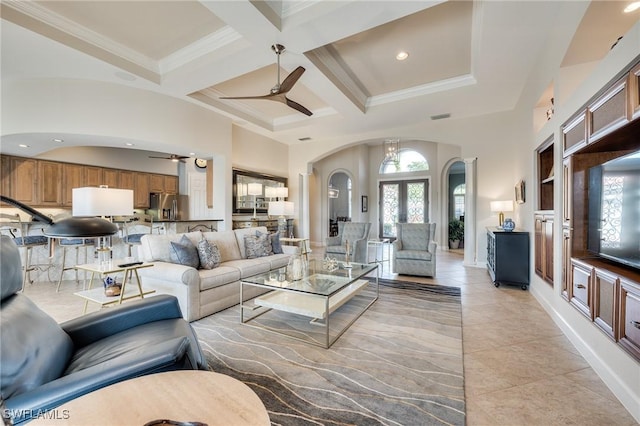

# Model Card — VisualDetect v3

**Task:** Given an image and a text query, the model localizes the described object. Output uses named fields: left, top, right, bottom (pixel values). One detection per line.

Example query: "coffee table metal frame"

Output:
left=240, top=261, right=379, bottom=348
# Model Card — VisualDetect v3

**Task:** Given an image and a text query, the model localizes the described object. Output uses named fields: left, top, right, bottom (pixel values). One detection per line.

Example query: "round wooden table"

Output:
left=30, top=371, right=270, bottom=426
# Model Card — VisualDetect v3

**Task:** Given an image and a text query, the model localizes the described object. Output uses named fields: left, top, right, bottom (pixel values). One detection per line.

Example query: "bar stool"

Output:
left=0, top=213, right=49, bottom=288
left=55, top=237, right=96, bottom=292
left=123, top=213, right=154, bottom=258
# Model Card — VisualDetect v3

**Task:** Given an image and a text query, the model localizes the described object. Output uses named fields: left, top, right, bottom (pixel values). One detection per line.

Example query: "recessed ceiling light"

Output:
left=396, top=51, right=409, bottom=61
left=189, top=152, right=196, bottom=156
left=52, top=138, right=64, bottom=143
left=624, top=2, right=640, bottom=12
left=125, top=142, right=134, bottom=146
left=19, top=144, right=29, bottom=148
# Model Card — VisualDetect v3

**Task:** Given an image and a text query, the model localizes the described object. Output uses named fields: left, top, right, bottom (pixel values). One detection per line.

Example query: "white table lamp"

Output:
left=490, top=200, right=513, bottom=227
left=268, top=201, right=294, bottom=235
left=247, top=183, right=263, bottom=219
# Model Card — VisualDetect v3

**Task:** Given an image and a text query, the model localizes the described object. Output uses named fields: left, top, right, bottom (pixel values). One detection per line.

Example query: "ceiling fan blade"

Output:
left=285, top=97, right=313, bottom=116
left=149, top=156, right=170, bottom=159
left=278, top=66, right=305, bottom=93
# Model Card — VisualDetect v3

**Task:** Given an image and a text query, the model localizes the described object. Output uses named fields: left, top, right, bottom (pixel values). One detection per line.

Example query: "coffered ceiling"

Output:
left=1, top=0, right=638, bottom=156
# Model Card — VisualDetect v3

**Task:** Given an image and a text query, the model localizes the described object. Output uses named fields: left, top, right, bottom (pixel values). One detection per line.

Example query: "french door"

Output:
left=379, top=179, right=429, bottom=240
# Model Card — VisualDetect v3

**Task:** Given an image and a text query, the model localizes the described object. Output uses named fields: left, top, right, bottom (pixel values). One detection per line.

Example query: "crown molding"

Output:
left=367, top=74, right=477, bottom=108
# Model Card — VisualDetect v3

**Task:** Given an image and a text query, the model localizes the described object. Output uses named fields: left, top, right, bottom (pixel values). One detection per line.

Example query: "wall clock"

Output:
left=194, top=158, right=207, bottom=169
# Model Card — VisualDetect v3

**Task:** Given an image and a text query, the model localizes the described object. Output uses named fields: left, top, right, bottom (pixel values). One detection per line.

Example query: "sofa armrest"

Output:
left=282, top=245, right=299, bottom=255
left=139, top=261, right=198, bottom=287
left=353, top=237, right=369, bottom=264
left=326, top=235, right=341, bottom=246
left=392, top=240, right=402, bottom=251
left=428, top=240, right=437, bottom=254
left=5, top=336, right=193, bottom=425
left=61, top=295, right=183, bottom=348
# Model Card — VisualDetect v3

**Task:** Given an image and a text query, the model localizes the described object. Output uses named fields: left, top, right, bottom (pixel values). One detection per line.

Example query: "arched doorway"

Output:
left=328, top=171, right=352, bottom=236
left=447, top=161, right=466, bottom=253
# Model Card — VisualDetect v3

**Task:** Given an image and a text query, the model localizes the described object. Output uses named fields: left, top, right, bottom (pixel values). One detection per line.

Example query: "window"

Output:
left=380, top=150, right=429, bottom=174
left=453, top=184, right=465, bottom=220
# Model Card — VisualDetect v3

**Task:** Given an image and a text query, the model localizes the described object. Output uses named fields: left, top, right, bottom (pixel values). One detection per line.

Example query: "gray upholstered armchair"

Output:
left=0, top=235, right=207, bottom=424
left=392, top=223, right=437, bottom=277
left=325, top=222, right=371, bottom=264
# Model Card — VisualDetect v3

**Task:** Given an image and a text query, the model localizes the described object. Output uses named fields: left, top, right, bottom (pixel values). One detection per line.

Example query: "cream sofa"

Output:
left=137, top=226, right=294, bottom=322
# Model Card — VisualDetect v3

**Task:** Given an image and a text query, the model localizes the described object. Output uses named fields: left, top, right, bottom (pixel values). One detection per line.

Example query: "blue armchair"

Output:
left=0, top=235, right=207, bottom=424
left=325, top=222, right=371, bottom=264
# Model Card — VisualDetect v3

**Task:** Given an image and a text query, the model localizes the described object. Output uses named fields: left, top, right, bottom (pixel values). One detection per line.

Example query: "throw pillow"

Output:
left=270, top=231, right=283, bottom=254
left=256, top=230, right=277, bottom=256
left=197, top=238, right=221, bottom=270
left=244, top=233, right=271, bottom=259
left=169, top=235, right=200, bottom=269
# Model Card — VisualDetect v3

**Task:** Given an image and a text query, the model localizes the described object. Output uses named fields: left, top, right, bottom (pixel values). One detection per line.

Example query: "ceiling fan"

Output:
left=148, top=154, right=189, bottom=163
left=220, top=44, right=313, bottom=116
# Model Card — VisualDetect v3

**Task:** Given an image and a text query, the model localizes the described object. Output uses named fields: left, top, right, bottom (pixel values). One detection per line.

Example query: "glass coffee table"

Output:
left=241, top=261, right=379, bottom=348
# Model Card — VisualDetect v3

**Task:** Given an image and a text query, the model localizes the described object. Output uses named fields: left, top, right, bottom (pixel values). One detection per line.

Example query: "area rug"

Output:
left=192, top=278, right=465, bottom=426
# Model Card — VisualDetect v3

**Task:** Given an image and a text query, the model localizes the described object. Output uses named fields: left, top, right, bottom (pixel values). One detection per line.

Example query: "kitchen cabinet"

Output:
left=486, top=228, right=530, bottom=290
left=10, top=157, right=37, bottom=204
left=165, top=175, right=178, bottom=194
left=134, top=173, right=150, bottom=208
left=1, top=156, right=11, bottom=197
left=103, top=169, right=119, bottom=188
left=85, top=166, right=103, bottom=187
left=37, top=161, right=62, bottom=206
left=150, top=174, right=165, bottom=193
left=119, top=171, right=135, bottom=191
left=62, top=163, right=84, bottom=206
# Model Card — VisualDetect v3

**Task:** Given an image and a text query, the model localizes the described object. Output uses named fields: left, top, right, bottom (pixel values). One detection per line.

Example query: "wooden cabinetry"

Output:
left=570, top=259, right=592, bottom=319
left=619, top=278, right=640, bottom=359
left=534, top=212, right=554, bottom=285
left=62, top=163, right=84, bottom=206
left=134, top=173, right=150, bottom=208
left=562, top=111, right=587, bottom=156
left=10, top=157, right=37, bottom=204
left=630, top=61, right=640, bottom=120
left=85, top=166, right=103, bottom=187
left=486, top=228, right=530, bottom=290
left=536, top=137, right=554, bottom=211
left=165, top=176, right=178, bottom=194
left=0, top=155, right=179, bottom=208
left=37, top=161, right=62, bottom=206
left=149, top=174, right=165, bottom=193
left=587, top=76, right=629, bottom=143
left=103, top=169, right=119, bottom=188
left=593, top=268, right=619, bottom=340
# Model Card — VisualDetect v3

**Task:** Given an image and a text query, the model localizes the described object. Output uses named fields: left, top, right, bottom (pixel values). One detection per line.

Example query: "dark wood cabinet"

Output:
left=587, top=76, right=629, bottom=143
left=486, top=228, right=530, bottom=290
left=619, top=278, right=640, bottom=359
left=536, top=137, right=554, bottom=211
left=570, top=258, right=592, bottom=319
left=562, top=111, right=587, bottom=156
left=534, top=212, right=553, bottom=285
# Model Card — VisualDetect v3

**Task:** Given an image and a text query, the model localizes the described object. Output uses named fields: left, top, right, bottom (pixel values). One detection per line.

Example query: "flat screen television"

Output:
left=587, top=150, right=640, bottom=271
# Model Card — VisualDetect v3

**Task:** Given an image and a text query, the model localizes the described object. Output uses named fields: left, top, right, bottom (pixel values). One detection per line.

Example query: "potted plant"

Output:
left=448, top=219, right=464, bottom=249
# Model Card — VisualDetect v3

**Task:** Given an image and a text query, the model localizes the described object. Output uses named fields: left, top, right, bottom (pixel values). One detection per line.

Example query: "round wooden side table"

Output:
left=29, top=371, right=270, bottom=426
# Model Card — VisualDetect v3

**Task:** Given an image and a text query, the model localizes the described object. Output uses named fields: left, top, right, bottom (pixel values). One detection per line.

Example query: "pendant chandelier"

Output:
left=383, top=138, right=400, bottom=165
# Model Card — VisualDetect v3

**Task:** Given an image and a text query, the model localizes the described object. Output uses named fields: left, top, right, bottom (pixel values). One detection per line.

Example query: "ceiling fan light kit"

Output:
left=220, top=44, right=313, bottom=116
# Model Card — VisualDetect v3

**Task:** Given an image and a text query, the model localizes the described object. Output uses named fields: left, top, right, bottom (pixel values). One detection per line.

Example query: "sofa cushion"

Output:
left=169, top=235, right=200, bottom=269
left=197, top=238, right=221, bottom=270
left=139, top=232, right=202, bottom=263
left=0, top=295, right=74, bottom=399
left=223, top=258, right=271, bottom=278
left=395, top=249, right=432, bottom=261
left=198, top=266, right=241, bottom=291
left=204, top=230, right=241, bottom=262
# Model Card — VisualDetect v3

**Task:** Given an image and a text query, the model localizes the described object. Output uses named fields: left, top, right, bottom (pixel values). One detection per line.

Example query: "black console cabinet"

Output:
left=487, top=228, right=530, bottom=290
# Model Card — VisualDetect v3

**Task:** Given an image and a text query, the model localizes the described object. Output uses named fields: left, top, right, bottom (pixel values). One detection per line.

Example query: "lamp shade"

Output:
left=264, top=187, right=277, bottom=199
left=274, top=187, right=288, bottom=199
left=490, top=200, right=513, bottom=213
left=247, top=183, right=263, bottom=196
left=72, top=187, right=134, bottom=217
left=268, top=201, right=294, bottom=217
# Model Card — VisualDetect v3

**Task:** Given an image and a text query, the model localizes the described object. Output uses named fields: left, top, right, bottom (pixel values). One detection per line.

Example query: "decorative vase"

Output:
left=502, top=218, right=515, bottom=232
left=287, top=254, right=303, bottom=281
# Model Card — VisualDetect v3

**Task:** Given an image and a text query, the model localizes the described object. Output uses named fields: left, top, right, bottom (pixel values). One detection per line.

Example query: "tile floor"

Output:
left=21, top=249, right=639, bottom=425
